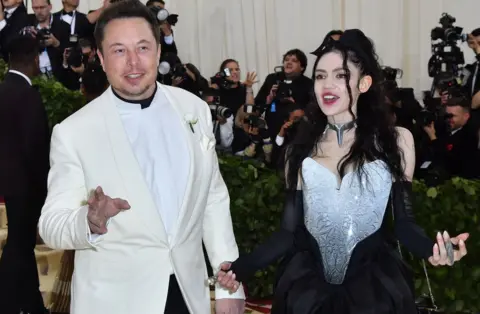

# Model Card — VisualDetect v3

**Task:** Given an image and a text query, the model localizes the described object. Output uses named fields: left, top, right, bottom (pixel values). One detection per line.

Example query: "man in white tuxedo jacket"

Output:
left=38, top=1, right=245, bottom=313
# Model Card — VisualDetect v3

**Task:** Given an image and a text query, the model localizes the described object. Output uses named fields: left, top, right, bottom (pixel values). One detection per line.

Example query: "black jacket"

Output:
left=0, top=4, right=29, bottom=61
left=0, top=72, right=50, bottom=197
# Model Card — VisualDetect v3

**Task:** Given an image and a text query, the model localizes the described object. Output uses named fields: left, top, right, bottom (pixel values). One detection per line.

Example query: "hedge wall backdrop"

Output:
left=1, top=60, right=479, bottom=313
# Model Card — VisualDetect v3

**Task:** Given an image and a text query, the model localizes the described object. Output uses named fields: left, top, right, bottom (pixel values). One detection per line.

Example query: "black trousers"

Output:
left=165, top=274, right=190, bottom=314
left=0, top=196, right=46, bottom=314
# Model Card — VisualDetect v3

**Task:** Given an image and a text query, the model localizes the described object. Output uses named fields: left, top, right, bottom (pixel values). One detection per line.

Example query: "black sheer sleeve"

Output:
left=392, top=181, right=434, bottom=260
left=229, top=190, right=304, bottom=282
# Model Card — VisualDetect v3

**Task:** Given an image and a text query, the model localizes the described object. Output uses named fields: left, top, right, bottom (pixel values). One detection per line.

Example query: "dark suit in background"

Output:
left=0, top=71, right=50, bottom=314
left=0, top=4, right=29, bottom=62
left=52, top=9, right=94, bottom=44
left=27, top=14, right=71, bottom=81
left=429, top=127, right=479, bottom=179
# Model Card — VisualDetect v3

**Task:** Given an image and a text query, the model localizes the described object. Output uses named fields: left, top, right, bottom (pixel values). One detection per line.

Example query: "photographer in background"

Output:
left=147, top=0, right=177, bottom=58
left=158, top=53, right=208, bottom=96
left=203, top=89, right=235, bottom=151
left=382, top=66, right=422, bottom=131
left=464, top=30, right=480, bottom=131
left=422, top=96, right=479, bottom=180
left=211, top=59, right=257, bottom=116
left=61, top=37, right=97, bottom=89
left=0, top=0, right=29, bottom=62
left=271, top=103, right=304, bottom=168
left=80, top=61, right=108, bottom=103
left=255, top=49, right=312, bottom=141
left=21, top=0, right=70, bottom=80
left=232, top=106, right=272, bottom=162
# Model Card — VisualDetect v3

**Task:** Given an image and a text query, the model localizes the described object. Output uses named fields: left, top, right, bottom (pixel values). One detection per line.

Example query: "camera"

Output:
left=210, top=68, right=235, bottom=90
left=209, top=96, right=233, bottom=119
left=66, top=46, right=84, bottom=68
left=428, top=13, right=466, bottom=83
left=36, top=28, right=51, bottom=41
left=273, top=66, right=293, bottom=102
left=149, top=7, right=179, bottom=26
left=244, top=115, right=266, bottom=129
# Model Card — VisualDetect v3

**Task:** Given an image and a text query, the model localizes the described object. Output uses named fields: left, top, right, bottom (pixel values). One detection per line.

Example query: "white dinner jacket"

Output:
left=38, top=83, right=245, bottom=314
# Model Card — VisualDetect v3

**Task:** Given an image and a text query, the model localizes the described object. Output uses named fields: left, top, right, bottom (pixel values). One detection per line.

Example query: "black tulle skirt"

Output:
left=271, top=231, right=418, bottom=314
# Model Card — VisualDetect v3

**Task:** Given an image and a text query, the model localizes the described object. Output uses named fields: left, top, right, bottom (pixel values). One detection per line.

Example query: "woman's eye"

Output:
left=315, top=75, right=325, bottom=80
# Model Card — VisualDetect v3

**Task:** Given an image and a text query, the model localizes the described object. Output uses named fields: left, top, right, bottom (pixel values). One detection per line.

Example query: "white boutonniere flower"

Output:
left=184, top=114, right=198, bottom=133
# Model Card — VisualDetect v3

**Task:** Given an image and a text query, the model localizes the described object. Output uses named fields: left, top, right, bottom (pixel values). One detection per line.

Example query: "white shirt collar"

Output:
left=8, top=70, right=32, bottom=86
left=5, top=6, right=18, bottom=16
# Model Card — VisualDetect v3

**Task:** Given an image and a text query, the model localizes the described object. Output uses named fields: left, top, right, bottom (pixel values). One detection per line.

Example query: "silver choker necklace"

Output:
left=323, top=120, right=357, bottom=146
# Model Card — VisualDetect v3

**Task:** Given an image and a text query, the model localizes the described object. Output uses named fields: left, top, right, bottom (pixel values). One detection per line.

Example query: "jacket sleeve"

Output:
left=38, top=123, right=104, bottom=250
left=392, top=181, right=434, bottom=259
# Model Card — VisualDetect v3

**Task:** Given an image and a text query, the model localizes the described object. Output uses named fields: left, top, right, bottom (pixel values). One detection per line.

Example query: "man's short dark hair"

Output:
left=81, top=62, right=109, bottom=97
left=471, top=28, right=480, bottom=37
left=146, top=0, right=164, bottom=6
left=447, top=96, right=471, bottom=112
left=283, top=49, right=308, bottom=74
left=94, top=0, right=160, bottom=53
left=79, top=38, right=94, bottom=49
left=8, top=36, right=39, bottom=67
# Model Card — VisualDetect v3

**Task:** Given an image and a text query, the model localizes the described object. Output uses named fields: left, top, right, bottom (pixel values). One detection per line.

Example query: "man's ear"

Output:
left=97, top=50, right=106, bottom=72
left=358, top=75, right=372, bottom=93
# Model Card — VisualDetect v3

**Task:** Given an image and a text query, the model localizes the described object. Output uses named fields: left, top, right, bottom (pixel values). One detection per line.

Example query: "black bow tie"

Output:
left=62, top=10, right=73, bottom=16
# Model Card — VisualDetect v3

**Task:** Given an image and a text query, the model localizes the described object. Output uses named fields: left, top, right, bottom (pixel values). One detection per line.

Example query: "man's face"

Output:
left=81, top=46, right=95, bottom=62
left=2, top=0, right=22, bottom=10
left=446, top=105, right=469, bottom=130
left=32, top=0, right=51, bottom=23
left=467, top=35, right=480, bottom=53
left=288, top=109, right=304, bottom=123
left=283, top=54, right=303, bottom=75
left=98, top=17, right=160, bottom=101
left=62, top=0, right=79, bottom=9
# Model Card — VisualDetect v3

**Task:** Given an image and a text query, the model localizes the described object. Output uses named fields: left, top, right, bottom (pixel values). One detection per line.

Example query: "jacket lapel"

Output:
left=158, top=84, right=199, bottom=245
left=100, top=89, right=168, bottom=245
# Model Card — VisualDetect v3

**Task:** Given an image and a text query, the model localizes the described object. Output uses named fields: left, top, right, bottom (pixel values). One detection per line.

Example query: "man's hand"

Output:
left=217, top=116, right=227, bottom=125
left=160, top=22, right=172, bottom=36
left=423, top=122, right=436, bottom=140
left=172, top=76, right=184, bottom=86
left=87, top=186, right=130, bottom=234
left=279, top=121, right=293, bottom=137
left=44, top=34, right=60, bottom=48
left=266, top=84, right=278, bottom=104
left=71, top=63, right=85, bottom=74
left=215, top=298, right=245, bottom=314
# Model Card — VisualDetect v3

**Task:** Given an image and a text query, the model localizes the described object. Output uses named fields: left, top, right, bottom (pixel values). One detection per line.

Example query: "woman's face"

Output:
left=224, top=61, right=240, bottom=83
left=314, top=51, right=362, bottom=122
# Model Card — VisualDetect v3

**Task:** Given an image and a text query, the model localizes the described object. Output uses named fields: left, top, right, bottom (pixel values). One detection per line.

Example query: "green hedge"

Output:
left=2, top=59, right=479, bottom=312
left=220, top=156, right=480, bottom=313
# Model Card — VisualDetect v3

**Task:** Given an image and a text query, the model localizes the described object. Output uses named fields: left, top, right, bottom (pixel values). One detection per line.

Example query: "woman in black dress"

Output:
left=215, top=29, right=469, bottom=313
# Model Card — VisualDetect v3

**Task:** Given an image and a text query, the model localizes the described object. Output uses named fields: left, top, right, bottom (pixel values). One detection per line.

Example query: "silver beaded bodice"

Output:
left=301, top=157, right=392, bottom=285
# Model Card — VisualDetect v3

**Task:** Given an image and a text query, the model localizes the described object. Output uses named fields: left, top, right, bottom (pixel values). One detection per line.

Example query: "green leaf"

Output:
left=426, top=187, right=438, bottom=198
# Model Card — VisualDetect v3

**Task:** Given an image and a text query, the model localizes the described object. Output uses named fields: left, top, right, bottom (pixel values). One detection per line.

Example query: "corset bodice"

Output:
left=301, top=157, right=392, bottom=284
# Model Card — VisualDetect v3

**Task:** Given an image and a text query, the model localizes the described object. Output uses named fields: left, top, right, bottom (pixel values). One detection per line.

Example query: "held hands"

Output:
left=87, top=186, right=130, bottom=234
left=216, top=262, right=241, bottom=293
left=428, top=231, right=468, bottom=266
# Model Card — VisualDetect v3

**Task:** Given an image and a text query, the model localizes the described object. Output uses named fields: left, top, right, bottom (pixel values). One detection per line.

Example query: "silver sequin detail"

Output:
left=302, top=158, right=392, bottom=284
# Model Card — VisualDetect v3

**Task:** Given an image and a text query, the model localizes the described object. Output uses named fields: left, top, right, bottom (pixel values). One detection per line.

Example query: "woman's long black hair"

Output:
left=285, top=29, right=405, bottom=190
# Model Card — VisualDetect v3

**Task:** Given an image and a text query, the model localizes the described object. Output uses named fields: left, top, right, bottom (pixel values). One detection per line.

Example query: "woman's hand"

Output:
left=216, top=262, right=240, bottom=292
left=428, top=231, right=468, bottom=266
left=243, top=71, right=258, bottom=87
